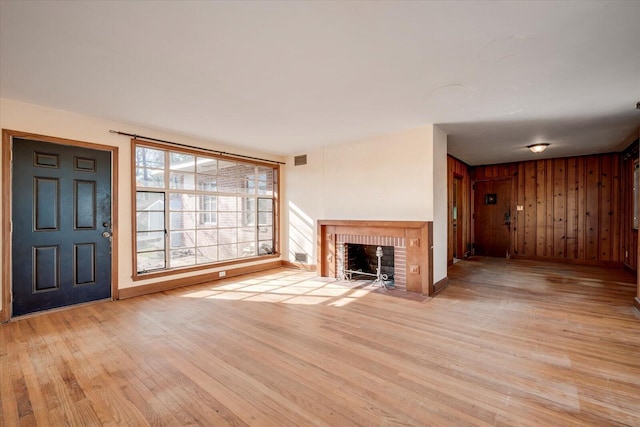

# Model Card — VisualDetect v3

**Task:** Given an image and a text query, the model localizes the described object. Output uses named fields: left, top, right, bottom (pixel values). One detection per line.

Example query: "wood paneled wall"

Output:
left=621, top=132, right=639, bottom=272
left=447, top=156, right=471, bottom=264
left=469, top=148, right=640, bottom=268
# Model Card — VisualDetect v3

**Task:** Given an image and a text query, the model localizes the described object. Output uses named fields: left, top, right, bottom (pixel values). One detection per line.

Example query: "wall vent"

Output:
left=294, top=154, right=307, bottom=166
left=294, top=252, right=308, bottom=263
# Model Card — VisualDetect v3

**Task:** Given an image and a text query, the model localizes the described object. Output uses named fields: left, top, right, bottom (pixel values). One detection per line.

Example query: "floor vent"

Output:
left=294, top=252, right=308, bottom=263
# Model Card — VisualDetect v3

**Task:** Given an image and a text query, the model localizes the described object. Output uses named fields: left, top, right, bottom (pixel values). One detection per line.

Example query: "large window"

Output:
left=134, top=143, right=278, bottom=275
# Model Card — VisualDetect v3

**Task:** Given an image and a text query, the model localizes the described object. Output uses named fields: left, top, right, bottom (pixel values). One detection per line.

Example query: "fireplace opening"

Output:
left=345, top=244, right=394, bottom=283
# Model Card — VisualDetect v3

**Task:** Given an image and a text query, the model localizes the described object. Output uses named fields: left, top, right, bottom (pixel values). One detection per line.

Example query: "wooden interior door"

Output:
left=473, top=179, right=511, bottom=257
left=11, top=138, right=112, bottom=316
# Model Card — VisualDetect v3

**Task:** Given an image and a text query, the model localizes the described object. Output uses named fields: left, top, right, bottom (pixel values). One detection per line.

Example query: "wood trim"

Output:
left=130, top=140, right=281, bottom=281
left=511, top=254, right=625, bottom=269
left=130, top=140, right=138, bottom=286
left=281, top=260, right=317, bottom=271
left=2, top=131, right=11, bottom=322
left=119, top=260, right=282, bottom=299
left=432, top=276, right=449, bottom=295
left=133, top=254, right=281, bottom=281
left=634, top=297, right=640, bottom=313
left=317, top=220, right=433, bottom=296
left=1, top=129, right=119, bottom=321
left=111, top=146, right=119, bottom=300
left=133, top=139, right=280, bottom=168
left=318, top=219, right=429, bottom=228
left=623, top=263, right=637, bottom=276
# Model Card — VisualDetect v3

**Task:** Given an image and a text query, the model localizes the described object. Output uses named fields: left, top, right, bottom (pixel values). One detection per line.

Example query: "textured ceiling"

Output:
left=1, top=1, right=639, bottom=165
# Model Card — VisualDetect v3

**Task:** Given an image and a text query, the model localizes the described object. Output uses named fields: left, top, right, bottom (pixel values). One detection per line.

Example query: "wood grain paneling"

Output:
left=621, top=131, right=639, bottom=273
left=447, top=156, right=471, bottom=264
left=470, top=153, right=629, bottom=266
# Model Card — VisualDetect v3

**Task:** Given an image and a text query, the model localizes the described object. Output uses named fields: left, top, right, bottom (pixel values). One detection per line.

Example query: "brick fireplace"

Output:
left=318, top=220, right=433, bottom=295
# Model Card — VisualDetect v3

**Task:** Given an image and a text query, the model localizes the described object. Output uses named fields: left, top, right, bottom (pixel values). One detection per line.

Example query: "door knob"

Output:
left=102, top=231, right=112, bottom=238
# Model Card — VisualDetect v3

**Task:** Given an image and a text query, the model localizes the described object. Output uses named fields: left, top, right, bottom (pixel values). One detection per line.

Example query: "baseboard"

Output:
left=0, top=308, right=5, bottom=324
left=634, top=297, right=640, bottom=313
left=510, top=255, right=624, bottom=269
left=623, top=263, right=637, bottom=276
left=281, top=260, right=317, bottom=271
left=433, top=276, right=449, bottom=295
left=119, top=260, right=282, bottom=299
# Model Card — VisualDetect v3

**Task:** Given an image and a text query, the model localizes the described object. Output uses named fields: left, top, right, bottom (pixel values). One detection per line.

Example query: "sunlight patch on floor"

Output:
left=179, top=272, right=375, bottom=306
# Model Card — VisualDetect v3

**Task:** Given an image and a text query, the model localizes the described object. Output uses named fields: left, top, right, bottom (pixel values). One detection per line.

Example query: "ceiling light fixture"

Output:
left=527, top=143, right=549, bottom=153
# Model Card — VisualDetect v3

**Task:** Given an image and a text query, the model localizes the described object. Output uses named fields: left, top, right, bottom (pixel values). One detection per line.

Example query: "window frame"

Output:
left=131, top=140, right=280, bottom=280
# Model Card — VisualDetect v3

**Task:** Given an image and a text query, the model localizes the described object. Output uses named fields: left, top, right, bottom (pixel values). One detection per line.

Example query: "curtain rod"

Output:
left=109, top=130, right=286, bottom=165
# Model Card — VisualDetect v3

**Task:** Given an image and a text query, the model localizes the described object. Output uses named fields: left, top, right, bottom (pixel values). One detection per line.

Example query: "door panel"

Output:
left=12, top=138, right=112, bottom=316
left=474, top=180, right=511, bottom=257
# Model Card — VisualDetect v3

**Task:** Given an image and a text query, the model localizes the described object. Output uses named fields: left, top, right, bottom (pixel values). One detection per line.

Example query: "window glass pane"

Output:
left=170, top=153, right=195, bottom=171
left=136, top=147, right=164, bottom=169
left=198, top=213, right=217, bottom=228
left=197, top=157, right=217, bottom=175
left=137, top=211, right=165, bottom=232
left=239, top=242, right=256, bottom=258
left=259, top=226, right=273, bottom=240
left=136, top=168, right=164, bottom=187
left=196, top=175, right=217, bottom=192
left=241, top=211, right=256, bottom=226
left=170, top=231, right=195, bottom=249
left=258, top=198, right=273, bottom=212
left=197, top=195, right=216, bottom=211
left=137, top=251, right=165, bottom=271
left=218, top=244, right=237, bottom=261
left=170, top=212, right=196, bottom=230
left=170, top=193, right=196, bottom=211
left=238, top=227, right=256, bottom=243
left=197, top=246, right=218, bottom=264
left=218, top=196, right=237, bottom=211
left=217, top=176, right=238, bottom=193
left=218, top=228, right=237, bottom=244
left=258, top=212, right=273, bottom=226
left=197, top=229, right=217, bottom=246
left=259, top=241, right=274, bottom=255
left=137, top=191, right=164, bottom=209
left=218, top=212, right=237, bottom=228
left=169, top=172, right=195, bottom=190
left=170, top=249, right=196, bottom=267
left=257, top=180, right=272, bottom=195
left=217, top=160, right=237, bottom=174
left=137, top=231, right=165, bottom=251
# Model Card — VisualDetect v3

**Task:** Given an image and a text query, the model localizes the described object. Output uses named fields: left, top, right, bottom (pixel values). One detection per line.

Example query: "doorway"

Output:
left=473, top=179, right=512, bottom=257
left=2, top=131, right=118, bottom=319
left=452, top=176, right=465, bottom=260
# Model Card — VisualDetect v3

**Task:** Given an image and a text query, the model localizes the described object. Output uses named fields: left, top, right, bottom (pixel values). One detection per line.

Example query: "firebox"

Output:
left=346, top=244, right=394, bottom=281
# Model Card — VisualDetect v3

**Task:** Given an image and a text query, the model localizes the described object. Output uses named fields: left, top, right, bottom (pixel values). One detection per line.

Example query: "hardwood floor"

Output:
left=1, top=258, right=639, bottom=426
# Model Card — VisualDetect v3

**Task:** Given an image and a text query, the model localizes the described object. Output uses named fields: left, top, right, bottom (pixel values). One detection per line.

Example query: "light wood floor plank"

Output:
left=1, top=257, right=639, bottom=426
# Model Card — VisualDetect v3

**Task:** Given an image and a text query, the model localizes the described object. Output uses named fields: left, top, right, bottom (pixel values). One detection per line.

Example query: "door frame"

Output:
left=2, top=129, right=119, bottom=322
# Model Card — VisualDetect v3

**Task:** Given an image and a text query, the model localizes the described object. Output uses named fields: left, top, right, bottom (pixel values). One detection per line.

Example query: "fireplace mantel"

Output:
left=318, top=220, right=433, bottom=295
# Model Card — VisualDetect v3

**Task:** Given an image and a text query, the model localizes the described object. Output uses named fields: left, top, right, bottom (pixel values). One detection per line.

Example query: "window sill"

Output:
left=132, top=253, right=281, bottom=281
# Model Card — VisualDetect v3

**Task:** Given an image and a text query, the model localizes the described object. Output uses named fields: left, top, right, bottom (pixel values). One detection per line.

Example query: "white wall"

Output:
left=283, top=125, right=449, bottom=282
left=322, top=127, right=434, bottom=220
left=282, top=148, right=325, bottom=266
left=432, top=125, right=448, bottom=283
left=0, top=98, right=284, bottom=312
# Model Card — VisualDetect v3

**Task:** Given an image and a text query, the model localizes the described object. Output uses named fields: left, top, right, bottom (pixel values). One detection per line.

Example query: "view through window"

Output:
left=134, top=143, right=277, bottom=274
